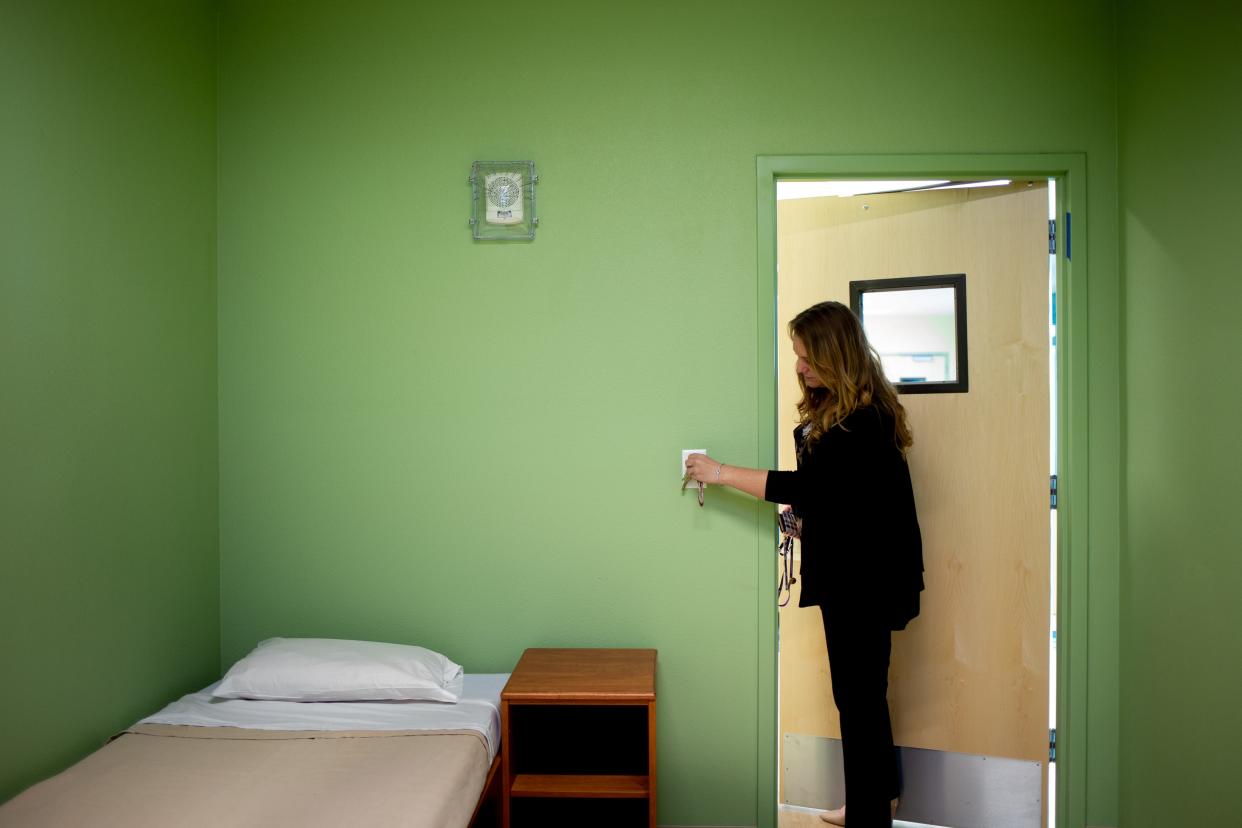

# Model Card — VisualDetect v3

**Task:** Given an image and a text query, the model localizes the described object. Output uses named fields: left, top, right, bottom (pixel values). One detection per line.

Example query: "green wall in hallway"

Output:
left=217, top=2, right=1121, bottom=824
left=1119, top=3, right=1242, bottom=826
left=0, top=0, right=219, bottom=802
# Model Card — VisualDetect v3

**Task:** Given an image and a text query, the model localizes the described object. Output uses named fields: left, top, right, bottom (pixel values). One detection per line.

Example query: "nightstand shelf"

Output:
left=510, top=773, right=649, bottom=798
left=501, top=648, right=657, bottom=827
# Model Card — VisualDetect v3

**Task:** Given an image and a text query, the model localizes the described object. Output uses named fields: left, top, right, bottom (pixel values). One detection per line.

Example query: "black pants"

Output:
left=821, top=604, right=900, bottom=828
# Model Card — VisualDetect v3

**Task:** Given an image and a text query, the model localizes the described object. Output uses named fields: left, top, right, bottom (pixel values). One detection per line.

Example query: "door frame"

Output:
left=755, top=153, right=1088, bottom=828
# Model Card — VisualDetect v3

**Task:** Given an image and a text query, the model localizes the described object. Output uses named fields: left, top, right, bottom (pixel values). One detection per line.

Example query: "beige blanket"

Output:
left=0, top=725, right=490, bottom=828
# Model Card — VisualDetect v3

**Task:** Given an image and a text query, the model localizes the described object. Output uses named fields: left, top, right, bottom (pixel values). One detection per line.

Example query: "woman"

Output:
left=685, top=301, right=923, bottom=828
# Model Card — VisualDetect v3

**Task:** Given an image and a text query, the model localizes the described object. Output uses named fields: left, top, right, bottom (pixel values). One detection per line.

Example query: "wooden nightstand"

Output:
left=500, top=648, right=657, bottom=827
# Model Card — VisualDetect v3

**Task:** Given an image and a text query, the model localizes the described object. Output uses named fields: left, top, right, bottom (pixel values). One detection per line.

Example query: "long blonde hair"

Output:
left=790, top=301, right=913, bottom=454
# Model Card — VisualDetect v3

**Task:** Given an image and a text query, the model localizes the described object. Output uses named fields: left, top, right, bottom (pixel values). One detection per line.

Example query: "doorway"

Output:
left=754, top=155, right=1083, bottom=828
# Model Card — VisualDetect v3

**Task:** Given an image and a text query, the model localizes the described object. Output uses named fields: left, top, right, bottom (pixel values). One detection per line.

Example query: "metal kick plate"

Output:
left=784, top=734, right=1042, bottom=828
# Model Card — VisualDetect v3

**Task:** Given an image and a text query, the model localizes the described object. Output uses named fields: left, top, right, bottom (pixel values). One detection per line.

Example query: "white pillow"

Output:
left=213, top=638, right=464, bottom=703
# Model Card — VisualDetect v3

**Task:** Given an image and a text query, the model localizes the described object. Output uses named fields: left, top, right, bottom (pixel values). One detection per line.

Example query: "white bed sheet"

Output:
left=139, top=673, right=509, bottom=760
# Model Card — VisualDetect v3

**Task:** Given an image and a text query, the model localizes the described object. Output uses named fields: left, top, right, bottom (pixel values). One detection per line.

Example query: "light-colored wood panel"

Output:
left=776, top=184, right=1050, bottom=810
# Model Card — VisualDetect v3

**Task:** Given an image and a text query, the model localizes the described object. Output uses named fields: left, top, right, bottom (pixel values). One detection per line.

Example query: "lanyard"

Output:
left=777, top=534, right=797, bottom=607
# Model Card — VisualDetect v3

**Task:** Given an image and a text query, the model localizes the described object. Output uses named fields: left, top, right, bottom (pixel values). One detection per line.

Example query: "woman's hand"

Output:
left=684, top=453, right=724, bottom=485
left=683, top=454, right=769, bottom=500
left=780, top=506, right=802, bottom=539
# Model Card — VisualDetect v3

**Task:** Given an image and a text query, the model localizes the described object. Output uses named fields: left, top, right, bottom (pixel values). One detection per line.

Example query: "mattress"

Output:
left=140, top=673, right=507, bottom=760
left=0, top=673, right=509, bottom=828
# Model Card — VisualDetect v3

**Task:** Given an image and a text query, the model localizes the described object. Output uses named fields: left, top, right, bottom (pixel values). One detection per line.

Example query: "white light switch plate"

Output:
left=681, top=449, right=706, bottom=482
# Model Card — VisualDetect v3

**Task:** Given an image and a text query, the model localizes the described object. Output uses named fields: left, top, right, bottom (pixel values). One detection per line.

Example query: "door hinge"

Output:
left=1050, top=474, right=1058, bottom=510
left=1066, top=212, right=1072, bottom=261
left=1049, top=728, right=1057, bottom=763
left=1048, top=219, right=1056, bottom=255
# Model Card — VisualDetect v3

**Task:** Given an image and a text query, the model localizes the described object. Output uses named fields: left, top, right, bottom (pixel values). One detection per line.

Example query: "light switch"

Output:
left=681, top=449, right=706, bottom=482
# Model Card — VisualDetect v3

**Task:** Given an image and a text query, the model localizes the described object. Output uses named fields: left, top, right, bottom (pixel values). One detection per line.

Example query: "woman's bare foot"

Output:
left=817, top=799, right=898, bottom=825
left=818, top=805, right=845, bottom=825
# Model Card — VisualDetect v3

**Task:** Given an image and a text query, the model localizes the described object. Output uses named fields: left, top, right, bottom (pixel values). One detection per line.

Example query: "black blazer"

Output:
left=765, top=405, right=924, bottom=630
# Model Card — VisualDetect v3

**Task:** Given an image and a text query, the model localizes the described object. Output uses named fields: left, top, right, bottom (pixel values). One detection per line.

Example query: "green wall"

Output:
left=217, top=2, right=1121, bottom=824
left=1119, top=4, right=1242, bottom=826
left=0, top=0, right=219, bottom=803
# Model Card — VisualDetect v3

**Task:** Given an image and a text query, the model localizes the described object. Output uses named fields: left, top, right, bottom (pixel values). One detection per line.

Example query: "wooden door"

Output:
left=776, top=183, right=1051, bottom=824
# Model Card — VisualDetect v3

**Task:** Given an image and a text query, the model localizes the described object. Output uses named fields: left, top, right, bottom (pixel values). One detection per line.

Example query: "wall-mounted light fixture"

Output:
left=470, top=161, right=538, bottom=241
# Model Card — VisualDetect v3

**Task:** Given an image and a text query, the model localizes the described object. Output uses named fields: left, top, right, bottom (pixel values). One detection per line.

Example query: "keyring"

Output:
left=682, top=475, right=705, bottom=507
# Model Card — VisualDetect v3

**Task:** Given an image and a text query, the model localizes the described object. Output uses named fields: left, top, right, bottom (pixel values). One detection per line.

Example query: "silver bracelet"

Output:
left=715, top=463, right=724, bottom=480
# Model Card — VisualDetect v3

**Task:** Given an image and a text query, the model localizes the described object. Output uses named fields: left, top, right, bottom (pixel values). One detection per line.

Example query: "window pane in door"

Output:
left=860, top=286, right=958, bottom=384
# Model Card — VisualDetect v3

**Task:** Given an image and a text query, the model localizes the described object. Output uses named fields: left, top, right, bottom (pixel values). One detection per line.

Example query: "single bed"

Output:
left=0, top=673, right=508, bottom=828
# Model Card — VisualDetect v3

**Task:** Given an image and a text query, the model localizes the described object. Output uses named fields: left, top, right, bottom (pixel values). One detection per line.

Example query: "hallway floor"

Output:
left=778, top=804, right=943, bottom=828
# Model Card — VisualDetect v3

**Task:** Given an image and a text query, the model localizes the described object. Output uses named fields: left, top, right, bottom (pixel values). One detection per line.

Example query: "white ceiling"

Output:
left=776, top=179, right=1011, bottom=200
left=862, top=286, right=956, bottom=316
